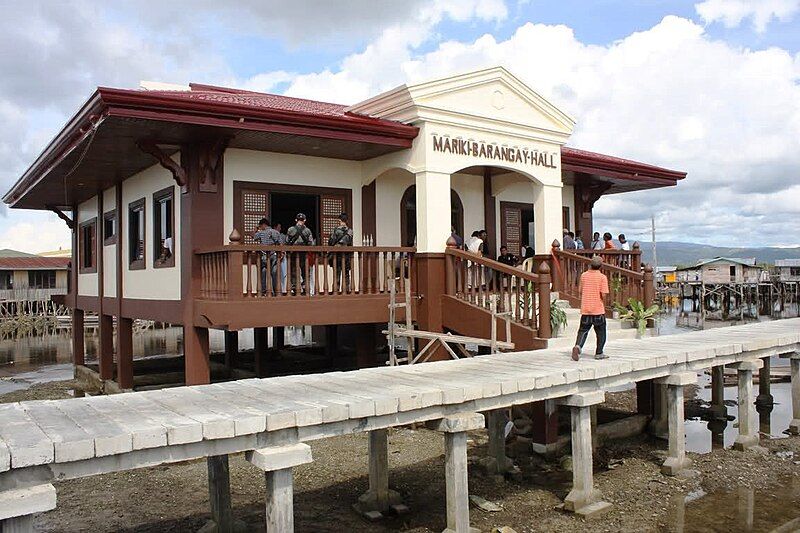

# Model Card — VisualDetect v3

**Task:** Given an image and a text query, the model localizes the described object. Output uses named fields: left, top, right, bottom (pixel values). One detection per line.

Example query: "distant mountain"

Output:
left=634, top=241, right=800, bottom=267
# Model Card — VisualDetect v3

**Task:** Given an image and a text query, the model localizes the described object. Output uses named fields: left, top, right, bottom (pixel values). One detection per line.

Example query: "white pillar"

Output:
left=428, top=413, right=484, bottom=533
left=0, top=485, right=57, bottom=533
left=246, top=443, right=313, bottom=533
left=533, top=183, right=563, bottom=255
left=415, top=171, right=451, bottom=253
left=560, top=391, right=611, bottom=517
left=790, top=353, right=800, bottom=435
left=656, top=372, right=696, bottom=476
left=354, top=429, right=406, bottom=519
left=733, top=359, right=762, bottom=451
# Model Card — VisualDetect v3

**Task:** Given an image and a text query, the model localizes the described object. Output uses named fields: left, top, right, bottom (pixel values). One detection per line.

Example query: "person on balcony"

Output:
left=497, top=246, right=518, bottom=267
left=575, top=230, right=585, bottom=249
left=287, top=213, right=315, bottom=295
left=603, top=232, right=616, bottom=250
left=563, top=229, right=576, bottom=250
left=572, top=255, right=609, bottom=361
left=618, top=234, right=631, bottom=251
left=254, top=218, right=283, bottom=295
left=590, top=231, right=603, bottom=250
left=466, top=231, right=483, bottom=256
left=328, top=213, right=353, bottom=292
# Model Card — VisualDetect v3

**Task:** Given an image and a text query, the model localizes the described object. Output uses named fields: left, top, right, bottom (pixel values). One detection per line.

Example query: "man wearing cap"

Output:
left=286, top=213, right=315, bottom=294
left=572, top=255, right=609, bottom=361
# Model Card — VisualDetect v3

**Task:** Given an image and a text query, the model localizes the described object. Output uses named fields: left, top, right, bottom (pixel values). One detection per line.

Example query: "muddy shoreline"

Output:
left=2, top=380, right=798, bottom=532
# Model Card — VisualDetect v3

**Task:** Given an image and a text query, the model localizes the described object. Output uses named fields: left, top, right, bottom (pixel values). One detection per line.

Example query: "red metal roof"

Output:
left=0, top=257, right=70, bottom=270
left=561, top=146, right=686, bottom=181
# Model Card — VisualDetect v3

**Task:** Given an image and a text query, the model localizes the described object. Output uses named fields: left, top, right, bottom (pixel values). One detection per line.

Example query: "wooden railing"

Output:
left=445, top=247, right=551, bottom=338
left=0, top=287, right=68, bottom=302
left=196, top=244, right=415, bottom=300
left=551, top=242, right=654, bottom=312
left=570, top=242, right=642, bottom=271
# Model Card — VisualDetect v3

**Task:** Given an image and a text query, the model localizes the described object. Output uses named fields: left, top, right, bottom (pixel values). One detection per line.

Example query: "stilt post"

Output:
left=560, top=391, right=612, bottom=517
left=207, top=455, right=234, bottom=532
left=428, top=413, right=484, bottom=533
left=354, top=429, right=407, bottom=519
left=655, top=372, right=696, bottom=476
left=246, top=443, right=313, bottom=533
left=117, top=317, right=134, bottom=390
left=789, top=352, right=800, bottom=435
left=71, top=308, right=85, bottom=367
left=732, top=359, right=762, bottom=450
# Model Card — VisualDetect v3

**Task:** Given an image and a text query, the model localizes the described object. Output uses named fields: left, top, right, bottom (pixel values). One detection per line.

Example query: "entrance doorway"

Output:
left=500, top=201, right=535, bottom=256
left=270, top=192, right=319, bottom=238
left=400, top=185, right=464, bottom=247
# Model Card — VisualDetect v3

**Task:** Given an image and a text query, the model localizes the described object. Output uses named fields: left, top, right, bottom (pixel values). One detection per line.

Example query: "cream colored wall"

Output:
left=102, top=187, right=117, bottom=297
left=375, top=168, right=414, bottom=246
left=451, top=173, right=484, bottom=240
left=223, top=149, right=364, bottom=244
left=562, top=184, right=575, bottom=232
left=121, top=161, right=181, bottom=300
left=77, top=196, right=98, bottom=297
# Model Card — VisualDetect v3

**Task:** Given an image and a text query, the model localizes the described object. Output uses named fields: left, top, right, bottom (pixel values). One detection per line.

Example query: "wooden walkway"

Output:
left=0, top=318, right=799, bottom=531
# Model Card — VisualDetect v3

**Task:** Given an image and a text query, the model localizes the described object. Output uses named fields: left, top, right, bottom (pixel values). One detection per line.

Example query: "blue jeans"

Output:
left=575, top=314, right=607, bottom=355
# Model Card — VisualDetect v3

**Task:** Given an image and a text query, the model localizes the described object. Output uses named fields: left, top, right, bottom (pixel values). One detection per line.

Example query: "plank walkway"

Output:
left=0, top=318, right=798, bottom=529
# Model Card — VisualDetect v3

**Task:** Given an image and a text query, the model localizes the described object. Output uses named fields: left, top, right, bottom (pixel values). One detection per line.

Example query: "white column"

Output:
left=429, top=413, right=484, bottom=533
left=415, top=171, right=451, bottom=253
left=560, top=391, right=611, bottom=517
left=790, top=353, right=800, bottom=435
left=0, top=484, right=57, bottom=533
left=733, top=359, right=762, bottom=451
left=533, top=183, right=563, bottom=255
left=656, top=372, right=696, bottom=476
left=246, top=443, right=313, bottom=533
left=354, top=429, right=406, bottom=519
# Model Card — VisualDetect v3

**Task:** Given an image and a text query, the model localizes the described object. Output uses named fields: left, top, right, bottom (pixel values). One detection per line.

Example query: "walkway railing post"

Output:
left=537, top=262, right=552, bottom=339
left=550, top=240, right=562, bottom=293
left=246, top=443, right=313, bottom=533
left=631, top=242, right=642, bottom=272
left=227, top=230, right=244, bottom=300
left=643, top=265, right=654, bottom=308
left=733, top=359, right=763, bottom=450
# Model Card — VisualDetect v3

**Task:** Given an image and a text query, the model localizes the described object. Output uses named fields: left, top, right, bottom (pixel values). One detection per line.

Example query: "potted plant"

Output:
left=550, top=301, right=568, bottom=337
left=613, top=298, right=659, bottom=338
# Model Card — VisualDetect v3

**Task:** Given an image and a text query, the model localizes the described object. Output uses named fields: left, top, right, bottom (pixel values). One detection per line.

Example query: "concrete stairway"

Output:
left=546, top=300, right=646, bottom=352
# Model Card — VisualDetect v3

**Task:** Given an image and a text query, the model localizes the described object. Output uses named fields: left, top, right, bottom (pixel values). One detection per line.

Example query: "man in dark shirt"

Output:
left=286, top=213, right=315, bottom=294
left=253, top=218, right=282, bottom=295
left=497, top=246, right=518, bottom=267
left=328, top=213, right=353, bottom=292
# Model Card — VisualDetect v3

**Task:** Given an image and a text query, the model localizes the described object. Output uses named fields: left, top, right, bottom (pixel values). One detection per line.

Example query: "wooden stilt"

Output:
left=207, top=455, right=234, bottom=533
left=223, top=331, right=238, bottom=370
left=98, top=314, right=114, bottom=380
left=116, top=317, right=134, bottom=390
left=71, top=309, right=84, bottom=367
left=254, top=327, right=268, bottom=377
left=184, top=325, right=211, bottom=386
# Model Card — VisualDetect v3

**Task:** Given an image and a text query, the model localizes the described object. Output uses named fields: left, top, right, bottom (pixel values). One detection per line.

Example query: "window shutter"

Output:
left=320, top=193, right=346, bottom=243
left=90, top=223, right=97, bottom=268
left=241, top=190, right=269, bottom=244
left=501, top=204, right=522, bottom=255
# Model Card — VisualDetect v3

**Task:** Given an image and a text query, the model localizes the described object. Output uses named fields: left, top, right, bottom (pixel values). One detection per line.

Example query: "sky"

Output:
left=0, top=0, right=799, bottom=252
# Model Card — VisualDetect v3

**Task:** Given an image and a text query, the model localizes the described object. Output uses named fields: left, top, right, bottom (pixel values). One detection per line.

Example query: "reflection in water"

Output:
left=685, top=364, right=793, bottom=454
left=671, top=477, right=800, bottom=533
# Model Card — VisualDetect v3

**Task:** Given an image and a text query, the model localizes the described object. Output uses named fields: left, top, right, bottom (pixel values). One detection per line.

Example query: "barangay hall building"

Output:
left=3, top=66, right=685, bottom=392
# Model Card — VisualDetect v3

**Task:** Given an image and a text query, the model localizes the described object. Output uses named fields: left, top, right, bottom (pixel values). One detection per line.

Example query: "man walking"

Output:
left=572, top=255, right=609, bottom=361
left=328, top=212, right=353, bottom=292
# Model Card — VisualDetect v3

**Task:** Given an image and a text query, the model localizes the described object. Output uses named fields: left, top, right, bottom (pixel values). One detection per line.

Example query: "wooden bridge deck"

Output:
left=0, top=318, right=799, bottom=529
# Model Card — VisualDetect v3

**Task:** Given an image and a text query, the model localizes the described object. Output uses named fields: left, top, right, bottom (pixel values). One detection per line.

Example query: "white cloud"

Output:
left=0, top=212, right=71, bottom=254
left=267, top=15, right=800, bottom=247
left=695, top=0, right=800, bottom=32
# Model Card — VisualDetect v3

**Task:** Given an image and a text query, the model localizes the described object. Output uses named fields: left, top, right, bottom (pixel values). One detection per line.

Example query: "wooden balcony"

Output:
left=193, top=245, right=416, bottom=329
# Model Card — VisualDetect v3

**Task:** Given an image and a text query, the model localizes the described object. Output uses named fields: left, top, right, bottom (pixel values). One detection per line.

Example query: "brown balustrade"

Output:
left=196, top=245, right=415, bottom=300
left=551, top=243, right=654, bottom=312
left=445, top=247, right=551, bottom=338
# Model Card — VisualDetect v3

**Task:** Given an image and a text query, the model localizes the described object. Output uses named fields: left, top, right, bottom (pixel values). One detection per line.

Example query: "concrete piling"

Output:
left=732, top=360, right=762, bottom=451
left=560, top=391, right=611, bottom=517
left=353, top=429, right=406, bottom=519
left=246, top=443, right=313, bottom=533
left=790, top=353, right=800, bottom=435
left=656, top=373, right=696, bottom=476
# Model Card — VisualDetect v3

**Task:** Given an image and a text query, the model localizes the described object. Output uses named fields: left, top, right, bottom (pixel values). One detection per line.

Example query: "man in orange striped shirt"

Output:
left=572, top=255, right=609, bottom=361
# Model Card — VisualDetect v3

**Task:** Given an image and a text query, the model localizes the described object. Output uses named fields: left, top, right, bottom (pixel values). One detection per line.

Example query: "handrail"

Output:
left=444, top=246, right=551, bottom=338
left=195, top=244, right=416, bottom=254
left=555, top=249, right=644, bottom=278
left=445, top=248, right=540, bottom=281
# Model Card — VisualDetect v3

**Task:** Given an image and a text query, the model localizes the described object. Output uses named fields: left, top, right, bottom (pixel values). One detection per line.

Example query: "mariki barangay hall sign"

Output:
left=431, top=134, right=558, bottom=169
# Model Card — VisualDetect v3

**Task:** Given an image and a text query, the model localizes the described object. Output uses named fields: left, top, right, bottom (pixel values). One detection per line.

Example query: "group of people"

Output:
left=452, top=228, right=535, bottom=268
left=253, top=212, right=353, bottom=295
left=562, top=230, right=631, bottom=251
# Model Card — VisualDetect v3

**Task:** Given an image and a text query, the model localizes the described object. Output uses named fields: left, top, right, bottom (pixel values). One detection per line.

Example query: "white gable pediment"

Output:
left=348, top=67, right=575, bottom=143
